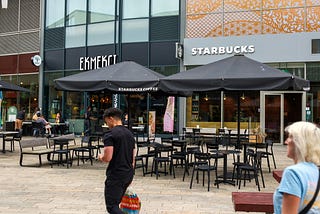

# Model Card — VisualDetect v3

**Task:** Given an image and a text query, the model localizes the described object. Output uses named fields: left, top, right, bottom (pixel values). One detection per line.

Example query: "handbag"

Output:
left=120, top=186, right=141, bottom=214
left=299, top=168, right=320, bottom=214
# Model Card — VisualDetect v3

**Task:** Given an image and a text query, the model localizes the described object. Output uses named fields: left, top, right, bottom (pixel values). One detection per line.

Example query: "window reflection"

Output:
left=122, top=19, right=149, bottom=43
left=151, top=0, right=179, bottom=17
left=66, top=0, right=87, bottom=26
left=123, top=0, right=149, bottom=18
left=46, top=0, right=65, bottom=28
left=65, top=25, right=86, bottom=48
left=89, top=0, right=116, bottom=23
left=88, top=22, right=115, bottom=46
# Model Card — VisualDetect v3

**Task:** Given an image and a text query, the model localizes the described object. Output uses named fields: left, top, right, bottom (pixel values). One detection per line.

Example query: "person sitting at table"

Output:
left=32, top=107, right=41, bottom=121
left=36, top=112, right=52, bottom=136
left=54, top=112, right=65, bottom=135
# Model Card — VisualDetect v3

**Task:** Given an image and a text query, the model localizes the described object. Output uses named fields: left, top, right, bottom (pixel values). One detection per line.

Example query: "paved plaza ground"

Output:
left=0, top=136, right=291, bottom=214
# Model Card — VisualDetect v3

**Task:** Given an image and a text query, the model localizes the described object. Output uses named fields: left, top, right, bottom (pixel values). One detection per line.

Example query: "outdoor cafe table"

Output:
left=50, top=134, right=76, bottom=168
left=0, top=131, right=19, bottom=153
left=215, top=149, right=235, bottom=186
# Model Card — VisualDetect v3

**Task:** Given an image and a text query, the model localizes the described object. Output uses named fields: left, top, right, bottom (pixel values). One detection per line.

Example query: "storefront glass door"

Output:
left=264, top=94, right=282, bottom=144
left=261, top=92, right=306, bottom=144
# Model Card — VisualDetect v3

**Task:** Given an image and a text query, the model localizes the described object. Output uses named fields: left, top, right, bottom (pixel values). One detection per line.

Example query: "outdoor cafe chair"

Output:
left=50, top=138, right=73, bottom=168
left=235, top=149, right=265, bottom=191
left=134, top=139, right=153, bottom=176
left=256, top=139, right=276, bottom=172
left=72, top=136, right=95, bottom=166
left=3, top=130, right=22, bottom=152
left=135, top=138, right=156, bottom=175
left=189, top=152, right=219, bottom=191
left=151, top=144, right=174, bottom=179
left=169, top=140, right=189, bottom=180
left=32, top=121, right=45, bottom=137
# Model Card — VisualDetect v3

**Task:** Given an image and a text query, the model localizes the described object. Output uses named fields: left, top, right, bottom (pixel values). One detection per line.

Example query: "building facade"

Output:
left=182, top=0, right=320, bottom=143
left=42, top=0, right=180, bottom=134
left=0, top=0, right=40, bottom=126
left=2, top=0, right=319, bottom=141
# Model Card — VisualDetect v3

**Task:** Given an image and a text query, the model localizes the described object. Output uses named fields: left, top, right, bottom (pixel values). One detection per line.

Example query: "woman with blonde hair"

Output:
left=273, top=121, right=320, bottom=213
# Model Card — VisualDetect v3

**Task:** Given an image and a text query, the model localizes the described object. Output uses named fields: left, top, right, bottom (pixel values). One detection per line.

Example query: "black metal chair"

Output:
left=51, top=139, right=72, bottom=168
left=32, top=121, right=45, bottom=137
left=169, top=140, right=189, bottom=180
left=189, top=152, right=219, bottom=191
left=257, top=139, right=276, bottom=172
left=151, top=144, right=174, bottom=179
left=72, top=136, right=95, bottom=166
left=236, top=149, right=265, bottom=191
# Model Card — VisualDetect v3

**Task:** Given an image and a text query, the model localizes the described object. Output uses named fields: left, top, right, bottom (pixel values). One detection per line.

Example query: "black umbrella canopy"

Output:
left=159, top=55, right=310, bottom=93
left=0, top=80, right=30, bottom=92
left=54, top=61, right=165, bottom=93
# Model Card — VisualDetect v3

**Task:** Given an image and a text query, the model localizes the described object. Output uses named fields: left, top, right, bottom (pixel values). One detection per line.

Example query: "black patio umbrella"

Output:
left=159, top=54, right=309, bottom=93
left=0, top=80, right=30, bottom=92
left=54, top=61, right=164, bottom=93
left=159, top=54, right=310, bottom=145
left=54, top=61, right=166, bottom=133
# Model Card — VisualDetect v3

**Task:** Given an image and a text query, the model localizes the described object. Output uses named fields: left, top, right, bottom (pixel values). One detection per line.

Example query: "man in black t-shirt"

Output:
left=98, top=108, right=135, bottom=214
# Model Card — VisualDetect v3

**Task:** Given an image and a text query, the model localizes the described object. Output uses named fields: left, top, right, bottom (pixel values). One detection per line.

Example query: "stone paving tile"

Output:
left=0, top=137, right=291, bottom=213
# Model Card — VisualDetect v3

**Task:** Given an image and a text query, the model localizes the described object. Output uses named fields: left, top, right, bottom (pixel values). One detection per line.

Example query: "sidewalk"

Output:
left=0, top=137, right=291, bottom=214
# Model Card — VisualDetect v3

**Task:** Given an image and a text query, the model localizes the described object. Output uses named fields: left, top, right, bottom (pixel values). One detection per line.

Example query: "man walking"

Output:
left=98, top=108, right=135, bottom=214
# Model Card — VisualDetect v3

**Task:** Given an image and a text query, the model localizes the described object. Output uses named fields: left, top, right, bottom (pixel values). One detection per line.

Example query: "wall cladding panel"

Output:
left=19, top=32, right=40, bottom=52
left=0, top=0, right=19, bottom=33
left=0, top=35, right=19, bottom=54
left=20, top=0, right=40, bottom=30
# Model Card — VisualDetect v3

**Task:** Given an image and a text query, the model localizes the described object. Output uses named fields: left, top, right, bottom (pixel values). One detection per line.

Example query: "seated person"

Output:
left=54, top=112, right=65, bottom=135
left=36, top=112, right=52, bottom=135
left=32, top=107, right=41, bottom=121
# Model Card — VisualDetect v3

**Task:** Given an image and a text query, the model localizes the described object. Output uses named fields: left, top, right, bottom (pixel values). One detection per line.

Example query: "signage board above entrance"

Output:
left=191, top=45, right=255, bottom=56
left=79, top=54, right=117, bottom=71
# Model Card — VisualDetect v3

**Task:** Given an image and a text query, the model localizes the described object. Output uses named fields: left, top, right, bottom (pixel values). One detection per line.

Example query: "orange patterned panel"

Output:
left=263, top=0, right=305, bottom=9
left=187, top=0, right=222, bottom=17
left=224, top=0, right=261, bottom=12
left=262, top=8, right=305, bottom=34
left=306, top=0, right=320, bottom=6
left=186, top=13, right=223, bottom=38
left=306, top=6, right=320, bottom=31
left=224, top=11, right=262, bottom=36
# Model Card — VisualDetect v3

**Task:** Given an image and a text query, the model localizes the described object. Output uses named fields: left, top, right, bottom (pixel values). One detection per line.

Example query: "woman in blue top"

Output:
left=274, top=121, right=320, bottom=213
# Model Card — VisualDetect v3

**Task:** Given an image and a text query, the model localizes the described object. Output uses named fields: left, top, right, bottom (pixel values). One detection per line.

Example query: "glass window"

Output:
left=123, top=0, right=149, bottom=19
left=45, top=0, right=65, bottom=28
left=88, top=22, right=115, bottom=46
left=65, top=25, right=86, bottom=48
left=0, top=74, right=38, bottom=121
left=122, top=19, right=149, bottom=43
left=307, top=62, right=320, bottom=81
left=44, top=71, right=63, bottom=120
left=312, top=39, right=320, bottom=54
left=66, top=0, right=87, bottom=26
left=151, top=0, right=179, bottom=17
left=89, top=0, right=115, bottom=23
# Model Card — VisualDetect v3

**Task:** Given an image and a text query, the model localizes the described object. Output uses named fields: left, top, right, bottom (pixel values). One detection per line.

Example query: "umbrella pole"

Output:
left=237, top=92, right=241, bottom=149
left=127, top=94, right=132, bottom=131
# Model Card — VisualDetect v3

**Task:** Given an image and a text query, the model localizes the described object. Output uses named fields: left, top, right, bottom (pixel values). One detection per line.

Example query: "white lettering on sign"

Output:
left=79, top=54, right=117, bottom=71
left=191, top=45, right=255, bottom=56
